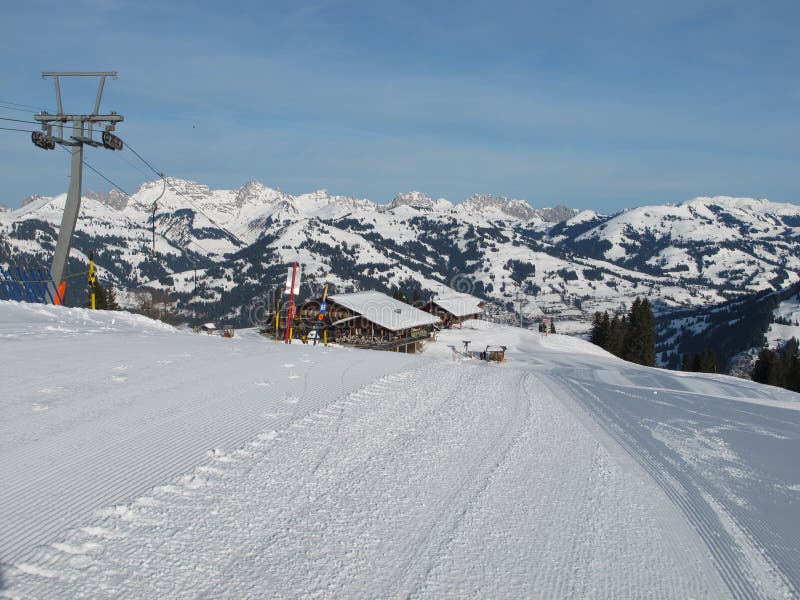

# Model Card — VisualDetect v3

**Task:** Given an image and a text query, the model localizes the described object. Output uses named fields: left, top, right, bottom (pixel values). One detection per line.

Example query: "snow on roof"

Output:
left=328, top=291, right=440, bottom=332
left=431, top=292, right=485, bottom=317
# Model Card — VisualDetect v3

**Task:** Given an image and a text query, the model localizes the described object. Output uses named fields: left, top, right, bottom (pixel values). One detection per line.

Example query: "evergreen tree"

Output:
left=775, top=338, right=799, bottom=391
left=622, top=297, right=656, bottom=366
left=87, top=281, right=108, bottom=309
left=785, top=338, right=800, bottom=392
left=601, top=312, right=610, bottom=348
left=589, top=312, right=601, bottom=341
left=698, top=349, right=718, bottom=373
left=682, top=350, right=718, bottom=373
left=767, top=353, right=783, bottom=387
left=639, top=298, right=657, bottom=366
left=590, top=311, right=610, bottom=349
left=607, top=315, right=626, bottom=358
left=752, top=348, right=775, bottom=384
left=86, top=281, right=121, bottom=311
left=105, top=285, right=121, bottom=311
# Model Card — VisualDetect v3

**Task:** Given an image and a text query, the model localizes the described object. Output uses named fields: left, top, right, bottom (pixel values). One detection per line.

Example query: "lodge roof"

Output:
left=430, top=292, right=485, bottom=317
left=328, top=291, right=440, bottom=332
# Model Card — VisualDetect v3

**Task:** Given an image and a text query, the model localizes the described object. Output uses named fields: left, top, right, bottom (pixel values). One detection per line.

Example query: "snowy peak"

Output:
left=127, top=178, right=210, bottom=213
left=682, top=195, right=797, bottom=214
left=565, top=209, right=603, bottom=226
left=432, top=197, right=454, bottom=211
left=234, top=180, right=285, bottom=210
left=20, top=194, right=48, bottom=208
left=458, top=194, right=541, bottom=221
left=379, top=192, right=456, bottom=214
left=538, top=205, right=581, bottom=223
left=289, top=189, right=377, bottom=218
left=578, top=195, right=800, bottom=250
left=84, top=189, right=129, bottom=211
left=382, top=191, right=435, bottom=212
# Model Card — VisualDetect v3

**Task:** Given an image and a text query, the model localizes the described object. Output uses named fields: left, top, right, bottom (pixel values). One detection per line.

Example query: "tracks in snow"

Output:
left=555, top=374, right=799, bottom=599
left=389, top=369, right=533, bottom=598
left=8, top=360, right=730, bottom=598
left=0, top=336, right=416, bottom=566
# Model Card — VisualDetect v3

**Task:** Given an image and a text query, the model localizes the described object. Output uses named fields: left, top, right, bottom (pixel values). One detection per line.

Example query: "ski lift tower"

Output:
left=31, top=72, right=124, bottom=302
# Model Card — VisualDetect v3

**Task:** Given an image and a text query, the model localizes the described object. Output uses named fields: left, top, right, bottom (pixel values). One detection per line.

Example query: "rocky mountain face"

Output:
left=2, top=179, right=800, bottom=370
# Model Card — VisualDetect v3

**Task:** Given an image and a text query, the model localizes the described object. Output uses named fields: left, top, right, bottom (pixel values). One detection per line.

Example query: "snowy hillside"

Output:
left=1, top=301, right=798, bottom=597
left=566, top=196, right=800, bottom=289
left=768, top=290, right=800, bottom=348
left=656, top=280, right=800, bottom=371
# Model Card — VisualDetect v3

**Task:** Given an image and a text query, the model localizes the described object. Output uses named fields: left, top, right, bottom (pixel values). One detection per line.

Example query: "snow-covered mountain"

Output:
left=559, top=196, right=800, bottom=289
left=2, top=179, right=800, bottom=367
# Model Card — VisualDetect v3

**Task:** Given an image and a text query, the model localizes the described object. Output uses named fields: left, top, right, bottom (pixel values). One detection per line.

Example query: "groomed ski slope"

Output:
left=1, top=301, right=799, bottom=598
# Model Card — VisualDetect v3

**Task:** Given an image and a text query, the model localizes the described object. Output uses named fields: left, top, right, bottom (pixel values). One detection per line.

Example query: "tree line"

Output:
left=751, top=338, right=800, bottom=392
left=681, top=350, right=718, bottom=373
left=589, top=297, right=656, bottom=366
left=86, top=280, right=121, bottom=311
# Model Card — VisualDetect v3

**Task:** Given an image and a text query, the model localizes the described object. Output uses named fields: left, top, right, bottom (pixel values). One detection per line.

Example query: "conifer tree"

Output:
left=86, top=281, right=121, bottom=311
left=682, top=350, right=718, bottom=373
left=752, top=348, right=775, bottom=384
left=622, top=297, right=656, bottom=366
left=639, top=298, right=657, bottom=366
left=87, top=281, right=108, bottom=310
left=607, top=315, right=626, bottom=358
left=105, top=285, right=121, bottom=311
left=698, top=349, right=718, bottom=373
left=590, top=312, right=610, bottom=349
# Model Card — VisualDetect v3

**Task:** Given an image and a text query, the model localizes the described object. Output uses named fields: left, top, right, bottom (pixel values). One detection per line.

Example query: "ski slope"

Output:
left=1, top=302, right=799, bottom=598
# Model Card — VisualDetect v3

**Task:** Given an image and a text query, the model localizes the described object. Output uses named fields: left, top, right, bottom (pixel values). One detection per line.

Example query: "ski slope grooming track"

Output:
left=546, top=364, right=800, bottom=598
left=2, top=307, right=799, bottom=598
left=0, top=302, right=418, bottom=568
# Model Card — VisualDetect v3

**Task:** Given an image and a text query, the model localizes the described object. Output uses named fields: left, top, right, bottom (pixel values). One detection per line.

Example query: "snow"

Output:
left=327, top=291, right=440, bottom=332
left=431, top=292, right=484, bottom=317
left=573, top=195, right=800, bottom=279
left=767, top=292, right=800, bottom=349
left=1, top=303, right=799, bottom=598
left=564, top=208, right=602, bottom=226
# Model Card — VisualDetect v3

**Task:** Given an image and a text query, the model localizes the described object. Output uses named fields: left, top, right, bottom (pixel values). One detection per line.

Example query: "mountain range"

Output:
left=2, top=178, right=800, bottom=370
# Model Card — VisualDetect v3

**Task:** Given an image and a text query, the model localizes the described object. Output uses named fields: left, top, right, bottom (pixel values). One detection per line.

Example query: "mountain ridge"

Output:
left=2, top=178, right=799, bottom=373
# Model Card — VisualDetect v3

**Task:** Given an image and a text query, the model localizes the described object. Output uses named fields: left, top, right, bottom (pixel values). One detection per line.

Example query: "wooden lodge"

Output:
left=423, top=292, right=485, bottom=327
left=298, top=291, right=440, bottom=353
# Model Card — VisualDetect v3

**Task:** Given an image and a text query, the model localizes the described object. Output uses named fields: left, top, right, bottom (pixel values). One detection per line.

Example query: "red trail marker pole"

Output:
left=284, top=261, right=298, bottom=344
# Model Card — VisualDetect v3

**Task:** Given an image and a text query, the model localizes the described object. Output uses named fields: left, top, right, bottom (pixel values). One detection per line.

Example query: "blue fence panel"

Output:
left=0, top=266, right=59, bottom=304
left=0, top=267, right=18, bottom=300
left=15, top=268, right=36, bottom=302
left=38, top=269, right=55, bottom=304
left=26, top=269, right=47, bottom=303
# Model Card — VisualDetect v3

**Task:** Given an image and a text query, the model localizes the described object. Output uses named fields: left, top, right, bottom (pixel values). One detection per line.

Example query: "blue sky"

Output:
left=1, top=0, right=798, bottom=212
